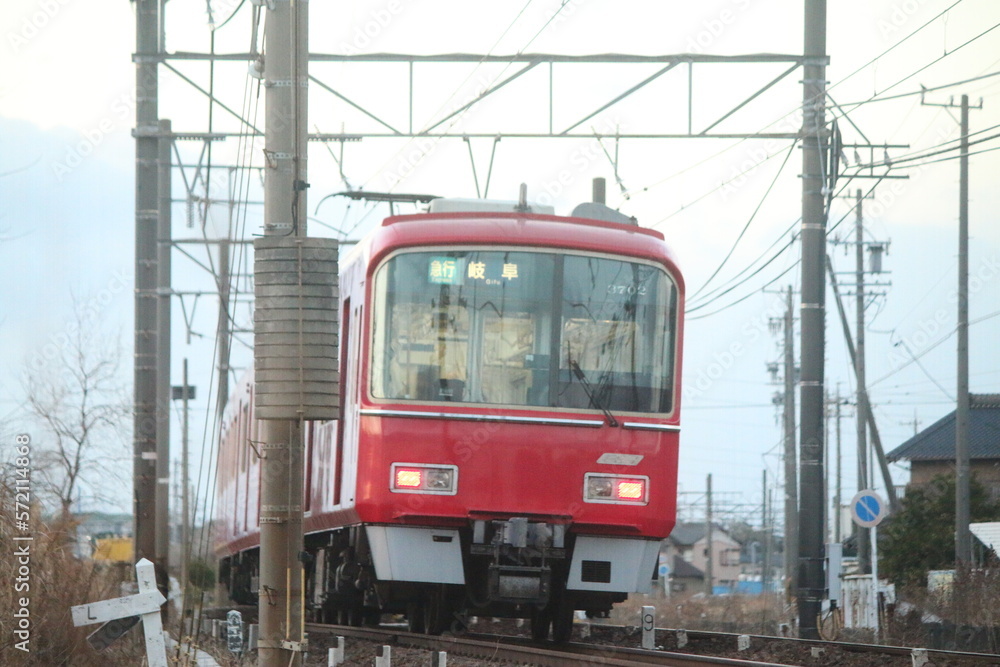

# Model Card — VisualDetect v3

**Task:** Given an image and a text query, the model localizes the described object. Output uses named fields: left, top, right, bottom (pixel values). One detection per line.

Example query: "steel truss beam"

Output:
left=154, top=52, right=822, bottom=140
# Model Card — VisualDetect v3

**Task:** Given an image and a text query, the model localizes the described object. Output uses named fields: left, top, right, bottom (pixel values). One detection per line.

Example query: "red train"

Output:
left=215, top=195, right=684, bottom=641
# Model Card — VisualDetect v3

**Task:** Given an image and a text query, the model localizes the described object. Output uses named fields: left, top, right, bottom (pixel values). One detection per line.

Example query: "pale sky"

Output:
left=2, top=0, right=999, bottom=529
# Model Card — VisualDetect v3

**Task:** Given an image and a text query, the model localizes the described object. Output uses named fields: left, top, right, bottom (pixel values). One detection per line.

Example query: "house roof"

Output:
left=970, top=522, right=1000, bottom=555
left=667, top=521, right=733, bottom=546
left=671, top=554, right=704, bottom=579
left=886, top=394, right=1000, bottom=463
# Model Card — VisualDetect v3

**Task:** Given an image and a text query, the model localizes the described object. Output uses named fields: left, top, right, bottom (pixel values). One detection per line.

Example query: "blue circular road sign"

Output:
left=851, top=490, right=888, bottom=528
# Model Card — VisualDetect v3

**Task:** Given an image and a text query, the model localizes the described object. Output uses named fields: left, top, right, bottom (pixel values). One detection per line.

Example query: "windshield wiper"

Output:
left=569, top=359, right=619, bottom=427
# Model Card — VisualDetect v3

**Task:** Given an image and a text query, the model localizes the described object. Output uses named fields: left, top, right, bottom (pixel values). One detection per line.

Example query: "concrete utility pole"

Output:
left=256, top=0, right=316, bottom=664
left=180, top=359, right=191, bottom=596
left=133, top=0, right=160, bottom=571
left=797, top=0, right=828, bottom=640
left=782, top=285, right=797, bottom=600
left=705, top=474, right=714, bottom=595
left=762, top=470, right=771, bottom=595
left=854, top=188, right=871, bottom=574
left=155, top=117, right=172, bottom=578
left=956, top=94, right=972, bottom=565
left=919, top=92, right=981, bottom=565
left=834, top=389, right=843, bottom=544
left=215, top=238, right=231, bottom=421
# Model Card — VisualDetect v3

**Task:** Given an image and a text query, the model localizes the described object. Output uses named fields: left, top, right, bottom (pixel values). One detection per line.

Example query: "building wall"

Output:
left=663, top=532, right=743, bottom=592
left=909, top=461, right=1000, bottom=502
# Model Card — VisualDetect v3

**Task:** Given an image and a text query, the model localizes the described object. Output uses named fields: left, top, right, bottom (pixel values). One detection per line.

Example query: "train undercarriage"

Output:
left=219, top=517, right=641, bottom=642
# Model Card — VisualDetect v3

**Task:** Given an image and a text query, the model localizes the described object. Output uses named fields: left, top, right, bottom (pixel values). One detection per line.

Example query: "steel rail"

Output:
left=305, top=623, right=808, bottom=667
left=653, top=627, right=1000, bottom=664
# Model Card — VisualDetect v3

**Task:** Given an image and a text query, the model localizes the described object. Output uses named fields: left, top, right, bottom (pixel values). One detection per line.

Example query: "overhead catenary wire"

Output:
left=683, top=141, right=799, bottom=301
left=838, top=18, right=1000, bottom=115
left=852, top=127, right=1000, bottom=169
left=626, top=0, right=974, bottom=203
left=355, top=0, right=540, bottom=192
left=687, top=259, right=800, bottom=321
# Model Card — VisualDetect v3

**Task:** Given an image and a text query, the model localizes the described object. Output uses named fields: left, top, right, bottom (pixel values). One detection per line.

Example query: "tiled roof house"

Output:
left=886, top=394, right=1000, bottom=501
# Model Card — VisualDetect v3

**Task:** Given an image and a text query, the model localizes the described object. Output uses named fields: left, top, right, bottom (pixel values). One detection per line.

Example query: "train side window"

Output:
left=239, top=403, right=249, bottom=473
left=334, top=298, right=350, bottom=506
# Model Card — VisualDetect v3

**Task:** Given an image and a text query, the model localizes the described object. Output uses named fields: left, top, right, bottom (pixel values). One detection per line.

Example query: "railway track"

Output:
left=298, top=620, right=1000, bottom=666
left=623, top=626, right=1000, bottom=666
left=304, top=623, right=802, bottom=666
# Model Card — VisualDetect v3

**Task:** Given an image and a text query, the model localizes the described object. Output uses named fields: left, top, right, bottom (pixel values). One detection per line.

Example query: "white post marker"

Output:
left=71, top=558, right=167, bottom=667
left=640, top=605, right=656, bottom=649
left=327, top=635, right=344, bottom=666
left=227, top=610, right=244, bottom=654
left=850, top=490, right=888, bottom=643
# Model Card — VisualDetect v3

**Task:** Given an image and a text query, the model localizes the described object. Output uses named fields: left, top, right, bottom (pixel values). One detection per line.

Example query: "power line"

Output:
left=827, top=0, right=969, bottom=99
left=837, top=69, right=1000, bottom=107
left=840, top=18, right=1000, bottom=115
left=687, top=260, right=800, bottom=320
left=678, top=141, right=798, bottom=302
left=626, top=3, right=969, bottom=203
left=892, top=142, right=1000, bottom=168
left=854, top=128, right=1000, bottom=169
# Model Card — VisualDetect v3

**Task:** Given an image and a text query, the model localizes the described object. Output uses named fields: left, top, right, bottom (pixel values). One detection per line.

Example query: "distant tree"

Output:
left=21, top=302, right=130, bottom=527
left=880, top=473, right=1000, bottom=588
left=188, top=559, right=216, bottom=591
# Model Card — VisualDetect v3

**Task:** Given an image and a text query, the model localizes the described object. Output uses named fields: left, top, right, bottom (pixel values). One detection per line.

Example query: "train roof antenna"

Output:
left=514, top=183, right=532, bottom=213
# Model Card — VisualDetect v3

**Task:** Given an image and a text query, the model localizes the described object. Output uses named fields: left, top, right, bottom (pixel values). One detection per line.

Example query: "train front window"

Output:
left=371, top=250, right=677, bottom=414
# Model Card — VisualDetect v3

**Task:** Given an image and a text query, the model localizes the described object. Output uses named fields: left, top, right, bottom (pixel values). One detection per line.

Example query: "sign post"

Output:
left=850, top=490, right=888, bottom=643
left=71, top=558, right=167, bottom=666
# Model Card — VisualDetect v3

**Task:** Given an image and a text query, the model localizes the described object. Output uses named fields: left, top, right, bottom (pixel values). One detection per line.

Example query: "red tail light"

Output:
left=390, top=463, right=458, bottom=495
left=395, top=468, right=423, bottom=488
left=616, top=480, right=645, bottom=500
left=584, top=473, right=649, bottom=505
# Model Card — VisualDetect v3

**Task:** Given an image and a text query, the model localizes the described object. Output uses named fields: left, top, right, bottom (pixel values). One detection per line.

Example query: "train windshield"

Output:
left=371, top=249, right=678, bottom=414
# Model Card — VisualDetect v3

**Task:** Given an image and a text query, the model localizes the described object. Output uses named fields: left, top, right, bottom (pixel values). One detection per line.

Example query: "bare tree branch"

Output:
left=21, top=298, right=131, bottom=519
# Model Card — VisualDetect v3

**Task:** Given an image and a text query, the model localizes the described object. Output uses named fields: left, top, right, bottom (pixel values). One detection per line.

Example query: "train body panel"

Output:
left=215, top=204, right=685, bottom=637
left=351, top=412, right=678, bottom=537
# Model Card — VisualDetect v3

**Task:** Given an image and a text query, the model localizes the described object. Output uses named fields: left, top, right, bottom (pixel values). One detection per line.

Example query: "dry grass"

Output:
left=611, top=590, right=794, bottom=636
left=0, top=477, right=146, bottom=666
